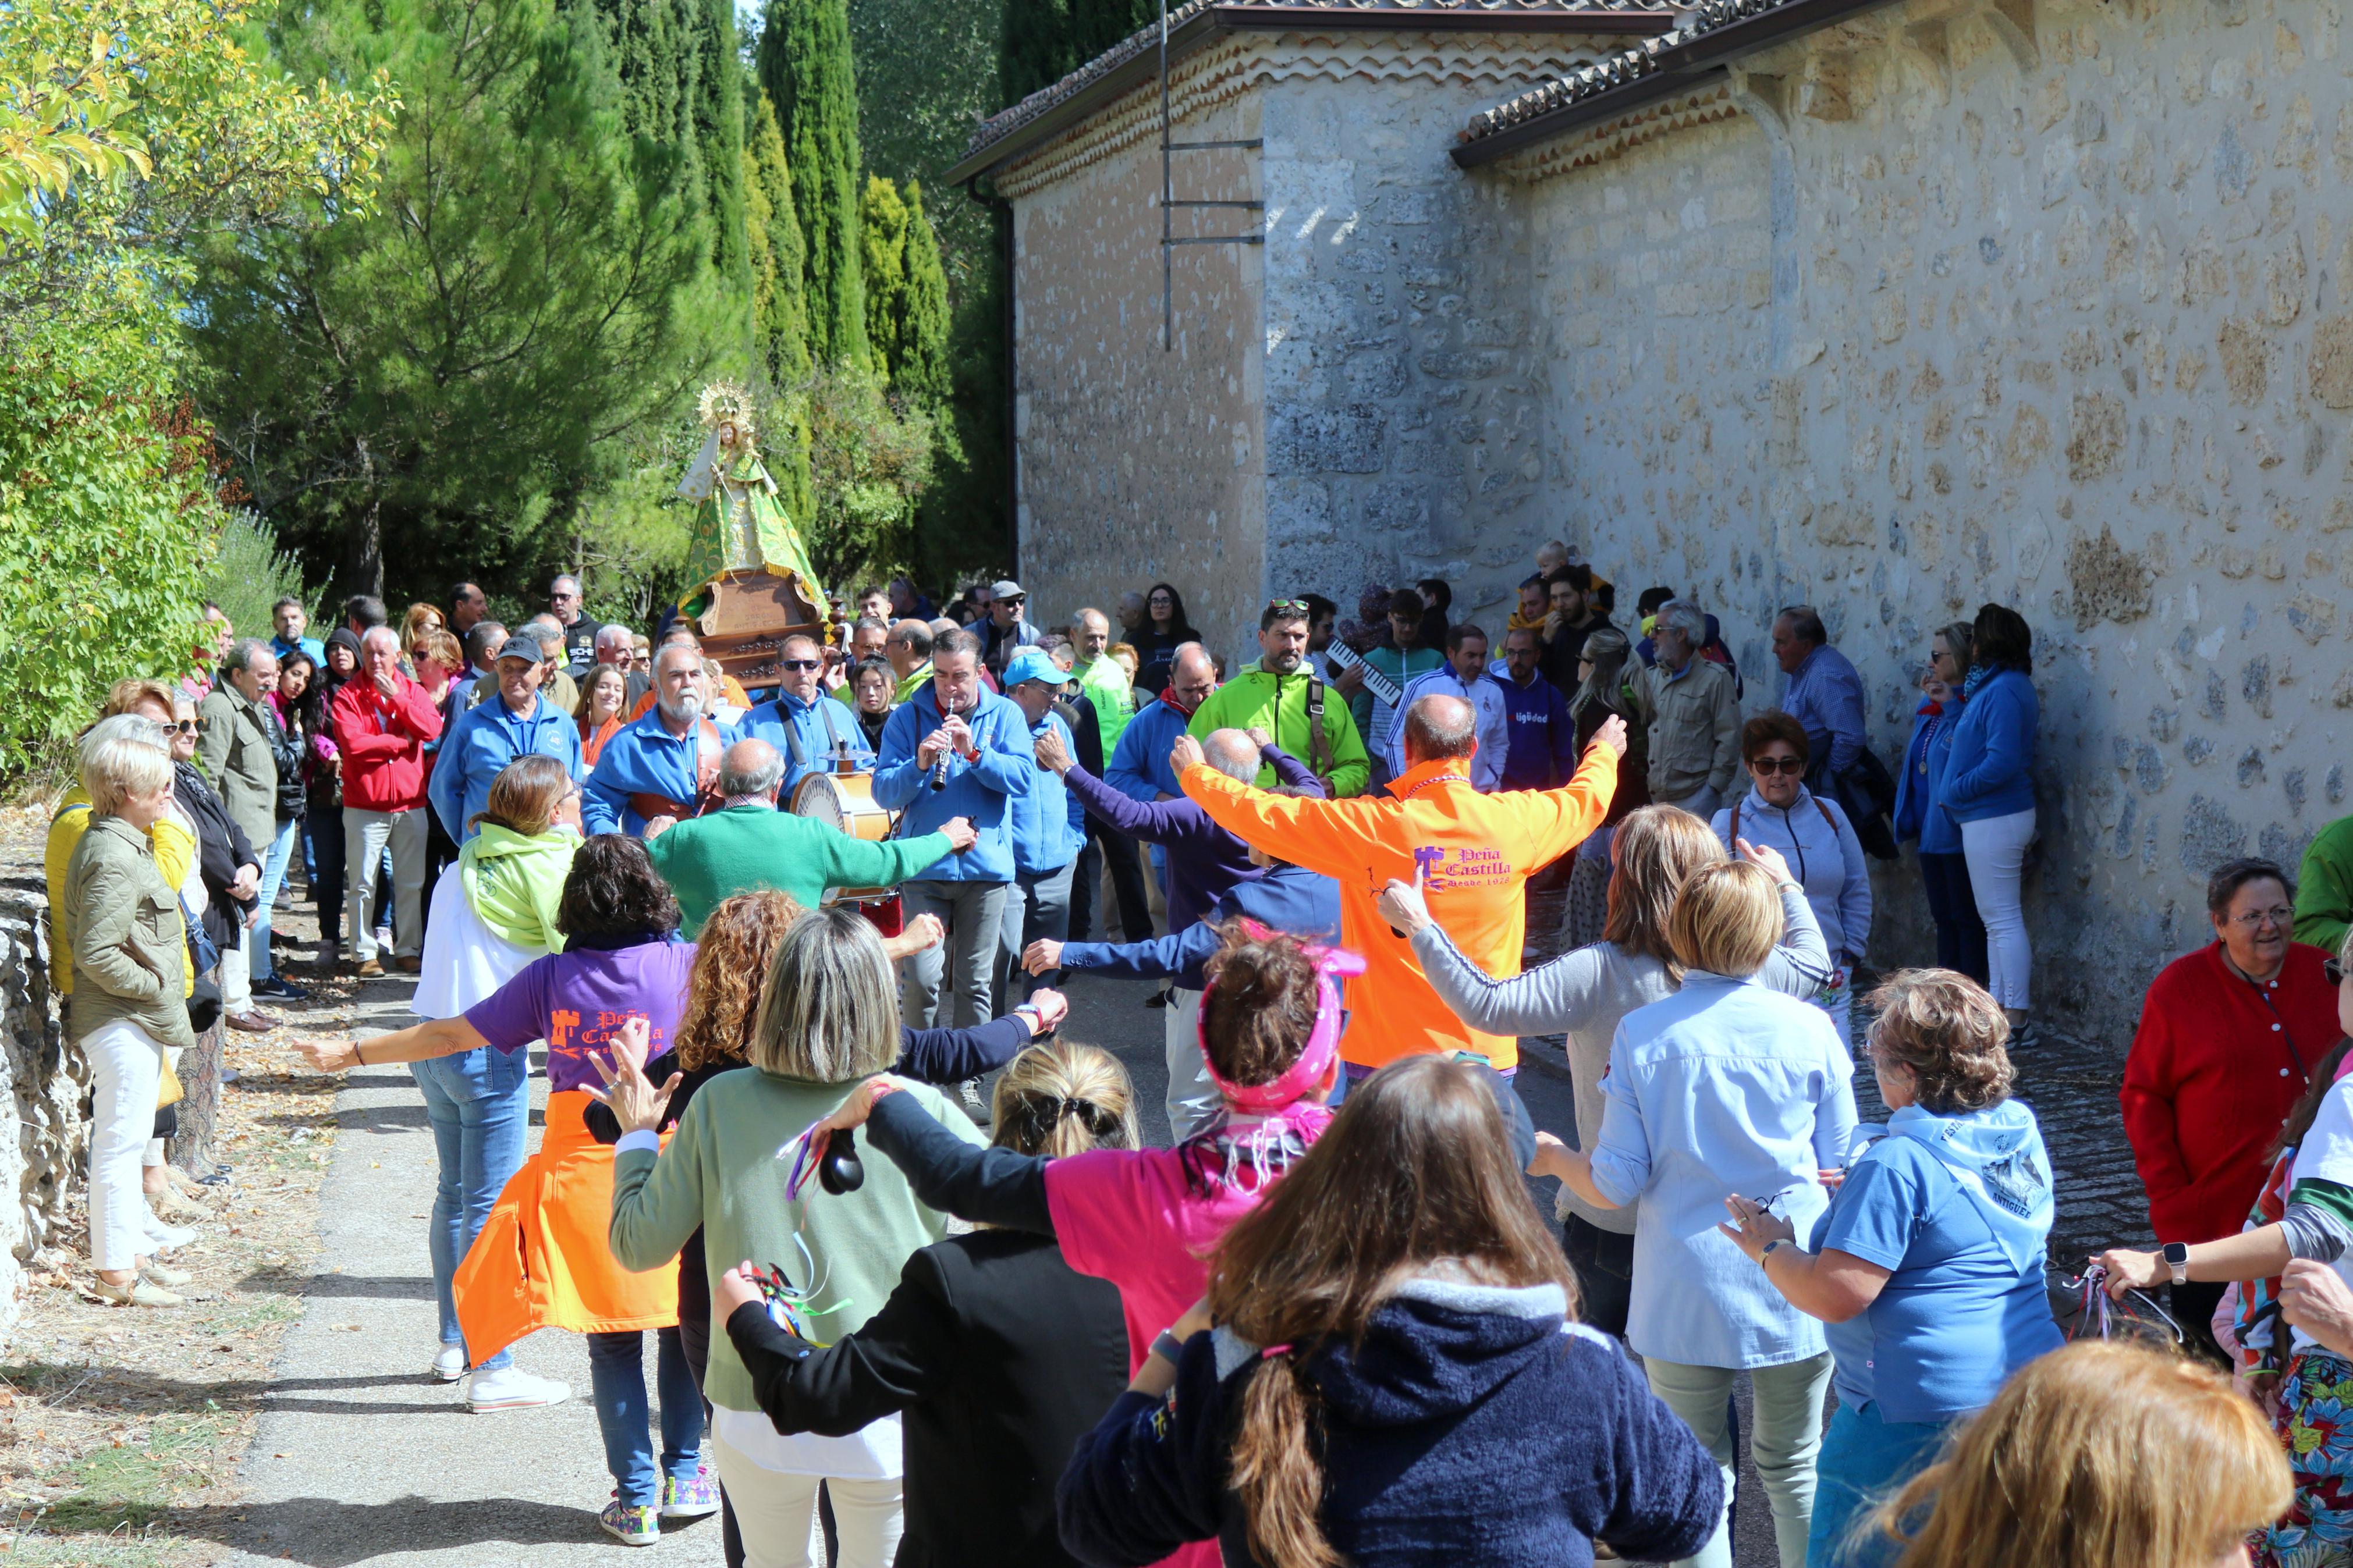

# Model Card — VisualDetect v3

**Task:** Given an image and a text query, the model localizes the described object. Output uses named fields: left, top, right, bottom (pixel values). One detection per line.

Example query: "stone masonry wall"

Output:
left=1511, top=0, right=2353, bottom=1037
left=0, top=873, right=88, bottom=1343
left=1007, top=84, right=1269, bottom=651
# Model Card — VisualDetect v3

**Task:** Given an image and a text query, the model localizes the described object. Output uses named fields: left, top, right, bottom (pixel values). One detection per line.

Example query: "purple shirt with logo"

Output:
left=463, top=936, right=697, bottom=1092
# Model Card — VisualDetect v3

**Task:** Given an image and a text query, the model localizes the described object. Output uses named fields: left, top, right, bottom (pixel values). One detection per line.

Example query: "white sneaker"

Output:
left=465, top=1366, right=569, bottom=1411
left=143, top=1215, right=198, bottom=1251
left=430, top=1343, right=467, bottom=1382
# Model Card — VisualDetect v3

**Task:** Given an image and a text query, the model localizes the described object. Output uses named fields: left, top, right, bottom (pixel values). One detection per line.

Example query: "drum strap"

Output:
left=1306, top=671, right=1332, bottom=783
left=779, top=701, right=846, bottom=769
left=628, top=718, right=724, bottom=824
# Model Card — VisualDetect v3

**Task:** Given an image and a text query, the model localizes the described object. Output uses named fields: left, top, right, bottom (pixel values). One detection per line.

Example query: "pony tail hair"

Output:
left=1230, top=1358, right=1341, bottom=1568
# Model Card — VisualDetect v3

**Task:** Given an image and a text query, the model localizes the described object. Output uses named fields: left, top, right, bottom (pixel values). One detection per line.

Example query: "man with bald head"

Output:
left=1175, top=691, right=1627, bottom=1086
left=740, top=631, right=871, bottom=801
left=884, top=618, right=935, bottom=702
left=644, top=737, right=971, bottom=936
left=1039, top=719, right=1328, bottom=1131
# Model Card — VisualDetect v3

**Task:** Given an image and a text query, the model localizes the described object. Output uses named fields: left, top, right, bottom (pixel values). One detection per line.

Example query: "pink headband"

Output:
left=1198, top=935, right=1364, bottom=1112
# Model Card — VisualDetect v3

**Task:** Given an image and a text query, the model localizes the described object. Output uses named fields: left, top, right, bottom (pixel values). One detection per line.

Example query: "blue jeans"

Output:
left=588, top=1327, right=705, bottom=1506
left=410, top=1047, right=531, bottom=1372
left=1805, top=1400, right=1948, bottom=1568
left=251, top=817, right=299, bottom=983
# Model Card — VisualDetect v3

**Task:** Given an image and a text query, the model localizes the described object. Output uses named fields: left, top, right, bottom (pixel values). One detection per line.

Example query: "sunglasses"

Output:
left=169, top=720, right=200, bottom=735
left=1749, top=755, right=1806, bottom=776
left=2329, top=959, right=2345, bottom=987
left=1267, top=599, right=1308, bottom=616
left=779, top=659, right=822, bottom=672
left=999, top=596, right=1027, bottom=608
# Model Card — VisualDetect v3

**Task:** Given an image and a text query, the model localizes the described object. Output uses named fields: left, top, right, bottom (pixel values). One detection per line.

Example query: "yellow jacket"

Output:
left=47, top=788, right=197, bottom=1000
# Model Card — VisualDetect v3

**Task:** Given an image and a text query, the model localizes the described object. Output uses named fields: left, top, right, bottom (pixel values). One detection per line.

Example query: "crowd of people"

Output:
left=37, top=545, right=2353, bottom=1568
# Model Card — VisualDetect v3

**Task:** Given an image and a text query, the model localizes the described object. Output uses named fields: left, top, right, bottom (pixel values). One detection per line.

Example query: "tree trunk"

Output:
left=348, top=436, right=385, bottom=595
left=169, top=1013, right=223, bottom=1174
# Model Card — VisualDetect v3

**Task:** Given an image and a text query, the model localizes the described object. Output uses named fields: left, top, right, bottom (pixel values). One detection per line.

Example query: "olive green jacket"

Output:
left=198, top=682, right=279, bottom=853
left=59, top=816, right=196, bottom=1049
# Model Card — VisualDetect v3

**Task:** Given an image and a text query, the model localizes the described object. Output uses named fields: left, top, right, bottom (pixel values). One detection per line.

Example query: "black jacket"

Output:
left=173, top=761, right=256, bottom=948
left=265, top=703, right=306, bottom=823
left=729, top=1230, right=1129, bottom=1568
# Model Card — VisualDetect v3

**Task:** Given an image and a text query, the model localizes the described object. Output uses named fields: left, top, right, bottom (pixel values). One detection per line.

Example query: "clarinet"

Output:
left=929, top=692, right=960, bottom=792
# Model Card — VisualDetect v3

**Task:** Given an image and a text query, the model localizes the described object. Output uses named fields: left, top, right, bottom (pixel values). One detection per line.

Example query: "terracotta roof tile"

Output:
left=1461, top=0, right=1784, bottom=139
left=967, top=0, right=1684, bottom=158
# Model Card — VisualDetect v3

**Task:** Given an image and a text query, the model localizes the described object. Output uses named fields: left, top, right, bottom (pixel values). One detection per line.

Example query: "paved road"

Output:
left=216, top=957, right=2144, bottom=1565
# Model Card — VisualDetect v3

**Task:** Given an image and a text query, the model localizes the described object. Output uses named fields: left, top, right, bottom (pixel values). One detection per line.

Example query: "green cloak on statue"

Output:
left=674, top=392, right=826, bottom=618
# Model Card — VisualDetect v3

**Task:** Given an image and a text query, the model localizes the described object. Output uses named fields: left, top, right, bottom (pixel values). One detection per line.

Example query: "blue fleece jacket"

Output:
left=740, top=690, right=872, bottom=800
left=1009, top=709, right=1085, bottom=874
left=1060, top=743, right=1323, bottom=930
left=874, top=684, right=1031, bottom=883
left=431, top=691, right=584, bottom=841
left=1488, top=667, right=1578, bottom=791
left=1056, top=1278, right=1723, bottom=1568
left=1938, top=667, right=2038, bottom=824
left=1105, top=701, right=1192, bottom=802
left=1894, top=695, right=1965, bottom=854
left=1060, top=861, right=1339, bottom=990
left=581, top=709, right=741, bottom=836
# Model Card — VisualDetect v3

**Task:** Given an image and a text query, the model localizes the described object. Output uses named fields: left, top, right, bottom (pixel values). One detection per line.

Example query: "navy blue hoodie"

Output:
left=1057, top=1278, right=1723, bottom=1568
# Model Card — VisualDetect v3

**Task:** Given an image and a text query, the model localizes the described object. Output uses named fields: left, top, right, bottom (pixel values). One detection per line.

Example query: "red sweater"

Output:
left=2120, top=942, right=2343, bottom=1244
left=329, top=675, right=444, bottom=812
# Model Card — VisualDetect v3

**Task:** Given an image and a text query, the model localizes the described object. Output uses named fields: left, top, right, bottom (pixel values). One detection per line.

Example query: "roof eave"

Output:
left=947, top=6, right=1679, bottom=189
left=1449, top=0, right=1900, bottom=168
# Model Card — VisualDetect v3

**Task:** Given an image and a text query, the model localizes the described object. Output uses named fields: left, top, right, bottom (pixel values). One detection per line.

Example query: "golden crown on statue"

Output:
left=696, top=381, right=757, bottom=442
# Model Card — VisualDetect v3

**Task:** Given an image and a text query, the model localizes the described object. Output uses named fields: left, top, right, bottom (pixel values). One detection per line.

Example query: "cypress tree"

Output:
left=999, top=0, right=1077, bottom=106
left=757, top=0, right=869, bottom=370
left=592, top=0, right=746, bottom=287
left=893, top=182, right=952, bottom=409
left=861, top=175, right=908, bottom=382
left=688, top=0, right=748, bottom=289
left=746, top=93, right=812, bottom=390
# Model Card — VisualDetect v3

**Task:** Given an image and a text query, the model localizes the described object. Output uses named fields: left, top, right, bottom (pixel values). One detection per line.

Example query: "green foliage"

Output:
left=844, top=0, right=998, bottom=283
left=801, top=364, right=933, bottom=588
left=590, top=0, right=749, bottom=291
left=757, top=0, right=869, bottom=370
left=745, top=91, right=812, bottom=391
left=567, top=422, right=701, bottom=624
left=892, top=183, right=953, bottom=408
left=0, top=289, right=215, bottom=777
left=190, top=0, right=726, bottom=606
left=917, top=222, right=1010, bottom=584
left=998, top=0, right=1078, bottom=109
left=860, top=175, right=908, bottom=375
left=203, top=510, right=317, bottom=651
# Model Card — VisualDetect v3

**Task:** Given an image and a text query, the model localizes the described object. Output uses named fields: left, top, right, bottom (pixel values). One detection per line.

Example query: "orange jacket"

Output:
left=1180, top=746, right=1618, bottom=1069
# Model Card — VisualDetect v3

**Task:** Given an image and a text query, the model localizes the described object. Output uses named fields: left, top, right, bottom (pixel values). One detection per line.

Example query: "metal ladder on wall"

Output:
left=1159, top=0, right=1263, bottom=350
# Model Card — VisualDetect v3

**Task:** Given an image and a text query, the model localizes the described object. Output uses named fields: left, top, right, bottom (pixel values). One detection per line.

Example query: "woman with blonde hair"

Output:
left=1535, top=858, right=1858, bottom=1568
left=59, top=716, right=197, bottom=1306
left=1386, top=801, right=1834, bottom=1335
left=714, top=1042, right=1135, bottom=1568
left=1870, top=1339, right=2287, bottom=1568
left=1719, top=969, right=2063, bottom=1566
left=598, top=904, right=992, bottom=1567
left=1057, top=1054, right=1723, bottom=1567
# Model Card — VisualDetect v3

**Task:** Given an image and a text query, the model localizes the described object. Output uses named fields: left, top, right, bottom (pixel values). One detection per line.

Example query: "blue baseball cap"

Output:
left=1001, top=648, right=1064, bottom=691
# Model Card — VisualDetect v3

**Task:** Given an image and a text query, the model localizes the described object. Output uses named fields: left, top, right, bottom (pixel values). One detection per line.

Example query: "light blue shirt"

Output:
left=1591, top=973, right=1858, bottom=1368
left=1007, top=710, right=1085, bottom=874
left=429, top=691, right=584, bottom=841
left=1780, top=643, right=1869, bottom=777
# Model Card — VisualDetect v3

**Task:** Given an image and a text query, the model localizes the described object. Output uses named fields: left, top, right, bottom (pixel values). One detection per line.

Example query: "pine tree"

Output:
left=746, top=93, right=812, bottom=390
left=893, top=182, right=952, bottom=408
left=757, top=0, right=870, bottom=370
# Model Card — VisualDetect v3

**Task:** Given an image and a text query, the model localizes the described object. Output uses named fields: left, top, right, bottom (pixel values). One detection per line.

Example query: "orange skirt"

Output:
left=453, top=1090, right=679, bottom=1363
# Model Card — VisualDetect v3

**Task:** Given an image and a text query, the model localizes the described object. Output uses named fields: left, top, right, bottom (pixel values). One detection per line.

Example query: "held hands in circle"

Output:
left=811, top=1073, right=914, bottom=1141
left=1377, top=879, right=1433, bottom=937
left=583, top=1016, right=683, bottom=1137
left=1033, top=727, right=1073, bottom=774
left=1167, top=734, right=1205, bottom=776
left=937, top=816, right=978, bottom=852
left=1024, top=989, right=1069, bottom=1034
left=882, top=913, right=945, bottom=961
left=1023, top=938, right=1064, bottom=976
left=2089, top=1247, right=2166, bottom=1298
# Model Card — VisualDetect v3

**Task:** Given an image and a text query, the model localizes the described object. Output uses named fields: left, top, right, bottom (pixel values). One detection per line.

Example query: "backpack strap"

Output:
left=1815, top=797, right=1839, bottom=835
left=1305, top=672, right=1331, bottom=782
left=1729, top=799, right=1741, bottom=844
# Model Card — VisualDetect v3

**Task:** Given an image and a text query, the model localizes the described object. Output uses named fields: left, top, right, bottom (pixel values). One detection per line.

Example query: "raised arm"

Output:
left=1179, top=762, right=1385, bottom=877
left=893, top=1011, right=1038, bottom=1085
left=1060, top=922, right=1219, bottom=983
left=1410, top=920, right=1603, bottom=1039
left=1259, top=742, right=1329, bottom=801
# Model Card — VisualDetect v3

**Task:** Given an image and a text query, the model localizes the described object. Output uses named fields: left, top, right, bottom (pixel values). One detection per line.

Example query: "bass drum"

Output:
left=790, top=770, right=904, bottom=935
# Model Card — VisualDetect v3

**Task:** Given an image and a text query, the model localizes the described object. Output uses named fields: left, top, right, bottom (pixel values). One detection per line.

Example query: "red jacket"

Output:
left=2120, top=941, right=2343, bottom=1244
left=330, top=675, right=445, bottom=812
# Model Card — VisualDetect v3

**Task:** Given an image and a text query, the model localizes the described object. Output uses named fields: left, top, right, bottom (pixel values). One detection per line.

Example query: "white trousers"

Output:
left=711, top=1429, right=903, bottom=1568
left=84, top=1021, right=162, bottom=1271
left=1162, top=986, right=1213, bottom=1142
left=1961, top=808, right=2036, bottom=1011
left=222, top=931, right=251, bottom=1012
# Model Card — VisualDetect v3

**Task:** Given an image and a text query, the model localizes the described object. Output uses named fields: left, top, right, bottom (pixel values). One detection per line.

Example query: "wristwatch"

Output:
left=2162, top=1241, right=2191, bottom=1286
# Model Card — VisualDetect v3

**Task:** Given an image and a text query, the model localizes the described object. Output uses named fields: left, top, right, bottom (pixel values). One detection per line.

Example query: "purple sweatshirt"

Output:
left=1059, top=742, right=1324, bottom=930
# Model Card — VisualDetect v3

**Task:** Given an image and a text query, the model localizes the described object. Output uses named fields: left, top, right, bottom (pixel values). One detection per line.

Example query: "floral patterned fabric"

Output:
left=2263, top=1349, right=2353, bottom=1568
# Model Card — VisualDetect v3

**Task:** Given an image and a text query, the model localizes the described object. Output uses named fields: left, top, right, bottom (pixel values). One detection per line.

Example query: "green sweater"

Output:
left=609, top=1071, right=985, bottom=1414
left=2297, top=813, right=2353, bottom=960
left=645, top=802, right=954, bottom=936
left=1186, top=664, right=1371, bottom=797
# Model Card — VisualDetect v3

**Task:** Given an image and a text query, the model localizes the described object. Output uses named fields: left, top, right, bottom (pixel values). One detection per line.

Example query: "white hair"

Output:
left=80, top=715, right=173, bottom=814
left=360, top=625, right=403, bottom=657
left=594, top=623, right=634, bottom=650
left=1655, top=600, right=1708, bottom=643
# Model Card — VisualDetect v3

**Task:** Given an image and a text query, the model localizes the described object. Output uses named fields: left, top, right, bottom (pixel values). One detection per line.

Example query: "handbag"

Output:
left=1830, top=748, right=1900, bottom=861
left=2046, top=1261, right=2181, bottom=1347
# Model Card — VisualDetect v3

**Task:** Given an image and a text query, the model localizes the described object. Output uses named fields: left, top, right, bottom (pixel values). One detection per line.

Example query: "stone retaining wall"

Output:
left=0, top=873, right=87, bottom=1344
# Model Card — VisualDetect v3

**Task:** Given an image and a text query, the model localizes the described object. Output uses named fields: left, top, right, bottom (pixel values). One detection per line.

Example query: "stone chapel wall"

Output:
left=1514, top=0, right=2353, bottom=1035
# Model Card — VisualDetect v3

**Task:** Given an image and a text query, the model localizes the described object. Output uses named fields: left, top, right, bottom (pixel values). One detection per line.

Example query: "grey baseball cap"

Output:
left=989, top=579, right=1024, bottom=600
